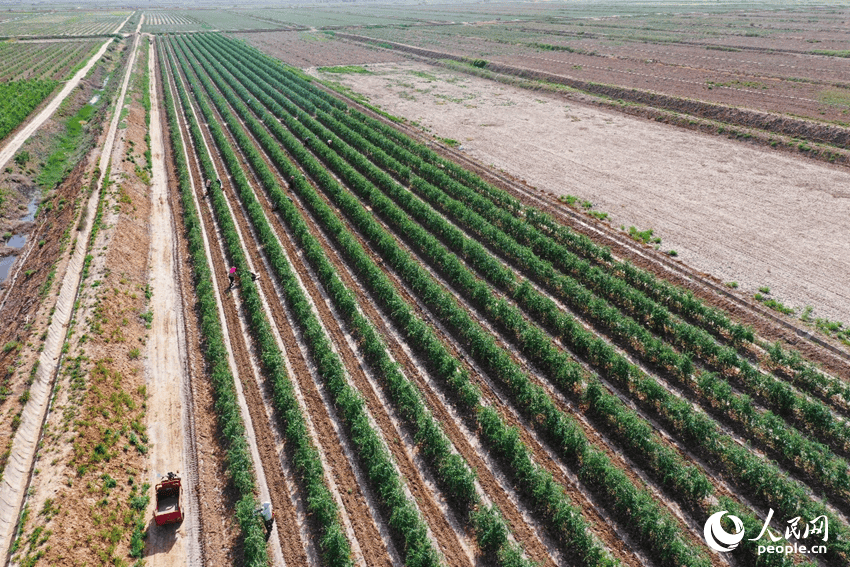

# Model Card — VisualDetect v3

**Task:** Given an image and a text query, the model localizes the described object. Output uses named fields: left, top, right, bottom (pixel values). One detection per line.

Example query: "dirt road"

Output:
left=144, top=36, right=202, bottom=567
left=0, top=36, right=113, bottom=170
left=0, top=30, right=142, bottom=561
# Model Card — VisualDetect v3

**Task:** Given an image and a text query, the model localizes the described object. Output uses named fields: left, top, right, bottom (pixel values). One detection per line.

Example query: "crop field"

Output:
left=0, top=3, right=849, bottom=567
left=0, top=40, right=102, bottom=81
left=141, top=10, right=280, bottom=33
left=151, top=30, right=850, bottom=567
left=0, top=11, right=130, bottom=37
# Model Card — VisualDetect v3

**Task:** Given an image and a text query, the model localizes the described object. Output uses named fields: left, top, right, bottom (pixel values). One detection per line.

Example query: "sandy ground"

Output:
left=145, top=36, right=201, bottom=566
left=0, top=32, right=141, bottom=560
left=313, top=61, right=850, bottom=324
left=0, top=36, right=112, bottom=171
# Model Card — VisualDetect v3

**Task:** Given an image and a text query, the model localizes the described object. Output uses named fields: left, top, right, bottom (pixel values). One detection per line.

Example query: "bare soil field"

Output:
left=307, top=60, right=850, bottom=324
left=335, top=8, right=850, bottom=128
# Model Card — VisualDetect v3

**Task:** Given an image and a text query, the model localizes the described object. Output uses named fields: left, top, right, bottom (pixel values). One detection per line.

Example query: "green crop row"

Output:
left=336, top=102, right=847, bottom=422
left=169, top=36, right=444, bottom=567
left=157, top=39, right=269, bottom=567
left=214, top=28, right=850, bottom=517
left=200, top=33, right=840, bottom=564
left=175, top=34, right=542, bottom=567
left=183, top=33, right=615, bottom=567
left=296, top=78, right=850, bottom=510
left=0, top=78, right=57, bottom=142
left=164, top=39, right=354, bottom=567
left=191, top=34, right=709, bottom=567
left=206, top=36, right=713, bottom=511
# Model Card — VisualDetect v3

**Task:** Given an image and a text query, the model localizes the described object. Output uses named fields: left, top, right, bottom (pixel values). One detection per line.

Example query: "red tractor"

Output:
left=154, top=472, right=184, bottom=526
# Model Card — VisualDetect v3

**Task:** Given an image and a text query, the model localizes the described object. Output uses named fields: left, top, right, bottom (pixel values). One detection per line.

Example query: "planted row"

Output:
left=157, top=40, right=268, bottom=567
left=183, top=33, right=618, bottom=567
left=208, top=35, right=850, bottom=527
left=165, top=39, right=356, bottom=567
left=194, top=35, right=713, bottom=567
left=169, top=37, right=443, bottom=567
left=201, top=33, right=841, bottom=565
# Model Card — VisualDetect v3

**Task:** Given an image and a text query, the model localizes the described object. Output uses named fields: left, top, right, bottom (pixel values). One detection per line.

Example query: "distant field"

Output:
left=0, top=10, right=129, bottom=37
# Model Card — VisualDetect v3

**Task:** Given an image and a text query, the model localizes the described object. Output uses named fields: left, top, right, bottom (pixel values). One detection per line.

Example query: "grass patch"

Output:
left=37, top=103, right=96, bottom=191
left=628, top=226, right=661, bottom=245
left=811, top=49, right=850, bottom=58
left=317, top=65, right=373, bottom=74
left=817, top=88, right=850, bottom=107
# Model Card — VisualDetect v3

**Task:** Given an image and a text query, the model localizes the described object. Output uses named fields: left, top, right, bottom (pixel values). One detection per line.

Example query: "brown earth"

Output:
left=0, top=38, right=122, bottom=493
left=308, top=60, right=850, bottom=329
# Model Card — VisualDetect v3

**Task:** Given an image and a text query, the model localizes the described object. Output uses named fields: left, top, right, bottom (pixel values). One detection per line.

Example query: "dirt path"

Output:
left=144, top=36, right=202, bottom=567
left=0, top=36, right=112, bottom=170
left=313, top=61, right=850, bottom=325
left=0, top=32, right=141, bottom=562
left=115, top=11, right=133, bottom=35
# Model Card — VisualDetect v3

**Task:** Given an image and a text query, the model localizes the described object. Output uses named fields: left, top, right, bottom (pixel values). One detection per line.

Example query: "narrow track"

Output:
left=145, top=36, right=203, bottom=566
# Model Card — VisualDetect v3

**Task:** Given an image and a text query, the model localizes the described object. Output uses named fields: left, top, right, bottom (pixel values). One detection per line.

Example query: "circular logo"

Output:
left=704, top=511, right=745, bottom=552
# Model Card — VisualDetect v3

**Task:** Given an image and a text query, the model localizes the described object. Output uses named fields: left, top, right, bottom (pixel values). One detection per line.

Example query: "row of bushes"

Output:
left=300, top=78, right=850, bottom=510
left=178, top=34, right=552, bottom=567
left=185, top=33, right=615, bottom=567
left=205, top=33, right=844, bottom=566
left=323, top=80, right=847, bottom=425
left=194, top=34, right=709, bottom=567
left=164, top=39, right=357, bottom=566
left=216, top=40, right=715, bottom=511
left=157, top=39, right=269, bottom=567
left=170, top=36, right=447, bottom=567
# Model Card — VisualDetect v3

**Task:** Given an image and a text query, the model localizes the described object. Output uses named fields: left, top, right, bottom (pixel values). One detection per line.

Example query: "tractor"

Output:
left=154, top=472, right=184, bottom=526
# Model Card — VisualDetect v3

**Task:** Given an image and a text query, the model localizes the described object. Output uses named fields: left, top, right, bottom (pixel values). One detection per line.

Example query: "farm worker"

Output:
left=258, top=501, right=274, bottom=539
left=249, top=272, right=259, bottom=282
left=204, top=178, right=212, bottom=196
left=228, top=266, right=237, bottom=290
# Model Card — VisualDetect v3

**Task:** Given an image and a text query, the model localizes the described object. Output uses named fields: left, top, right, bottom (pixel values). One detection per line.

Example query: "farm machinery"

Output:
left=154, top=472, right=184, bottom=526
